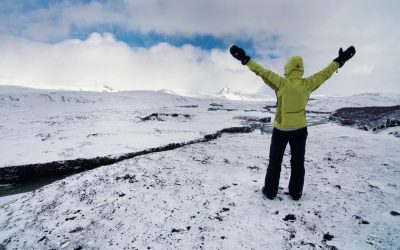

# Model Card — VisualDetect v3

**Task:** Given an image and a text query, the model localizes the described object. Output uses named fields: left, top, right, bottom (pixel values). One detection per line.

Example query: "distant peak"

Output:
left=102, top=85, right=114, bottom=92
left=158, top=89, right=179, bottom=95
left=217, top=87, right=230, bottom=95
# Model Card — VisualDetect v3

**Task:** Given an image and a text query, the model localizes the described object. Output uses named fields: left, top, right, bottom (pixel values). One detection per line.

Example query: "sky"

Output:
left=0, top=0, right=399, bottom=96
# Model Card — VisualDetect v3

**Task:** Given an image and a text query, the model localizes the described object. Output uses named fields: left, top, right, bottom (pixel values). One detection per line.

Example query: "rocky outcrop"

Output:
left=136, top=113, right=192, bottom=121
left=329, top=105, right=400, bottom=132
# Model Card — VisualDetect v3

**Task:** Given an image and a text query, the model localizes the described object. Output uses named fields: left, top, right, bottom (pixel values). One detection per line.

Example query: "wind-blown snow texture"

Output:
left=0, top=86, right=399, bottom=249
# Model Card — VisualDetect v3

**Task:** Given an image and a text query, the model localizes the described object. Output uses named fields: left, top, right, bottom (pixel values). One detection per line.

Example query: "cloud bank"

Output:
left=0, top=0, right=399, bottom=95
left=0, top=33, right=262, bottom=93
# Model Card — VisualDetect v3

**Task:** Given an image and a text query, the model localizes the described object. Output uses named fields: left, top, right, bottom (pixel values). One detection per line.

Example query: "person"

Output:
left=230, top=45, right=356, bottom=200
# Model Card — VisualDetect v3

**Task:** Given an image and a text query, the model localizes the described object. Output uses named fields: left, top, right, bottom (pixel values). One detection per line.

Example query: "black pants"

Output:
left=264, top=127, right=308, bottom=198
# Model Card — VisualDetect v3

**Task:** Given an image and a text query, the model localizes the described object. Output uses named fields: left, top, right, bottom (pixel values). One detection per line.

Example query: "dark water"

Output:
left=261, top=114, right=330, bottom=133
left=0, top=178, right=59, bottom=197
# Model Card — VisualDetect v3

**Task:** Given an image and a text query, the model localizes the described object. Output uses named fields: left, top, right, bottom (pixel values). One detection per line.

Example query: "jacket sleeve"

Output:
left=247, top=60, right=285, bottom=92
left=304, top=61, right=340, bottom=92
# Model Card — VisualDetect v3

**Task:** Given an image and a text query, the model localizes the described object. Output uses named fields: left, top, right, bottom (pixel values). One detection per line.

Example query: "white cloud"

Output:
left=0, top=33, right=263, bottom=93
left=0, top=0, right=399, bottom=95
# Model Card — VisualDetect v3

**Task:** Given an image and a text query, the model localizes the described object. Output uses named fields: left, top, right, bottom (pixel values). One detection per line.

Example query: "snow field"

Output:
left=1, top=87, right=399, bottom=249
left=1, top=124, right=399, bottom=249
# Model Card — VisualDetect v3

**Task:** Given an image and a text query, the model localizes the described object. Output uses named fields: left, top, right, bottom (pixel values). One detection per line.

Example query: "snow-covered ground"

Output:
left=0, top=86, right=275, bottom=167
left=0, top=86, right=399, bottom=249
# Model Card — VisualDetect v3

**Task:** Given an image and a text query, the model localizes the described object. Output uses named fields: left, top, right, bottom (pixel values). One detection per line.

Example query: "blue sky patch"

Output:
left=1, top=0, right=257, bottom=56
left=69, top=23, right=257, bottom=54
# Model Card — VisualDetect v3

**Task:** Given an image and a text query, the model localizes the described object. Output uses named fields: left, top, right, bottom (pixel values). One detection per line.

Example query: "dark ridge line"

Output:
left=0, top=126, right=253, bottom=185
left=306, top=110, right=331, bottom=114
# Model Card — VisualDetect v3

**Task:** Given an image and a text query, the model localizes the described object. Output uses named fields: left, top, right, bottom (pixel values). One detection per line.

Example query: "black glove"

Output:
left=333, top=46, right=356, bottom=68
left=230, top=45, right=251, bottom=65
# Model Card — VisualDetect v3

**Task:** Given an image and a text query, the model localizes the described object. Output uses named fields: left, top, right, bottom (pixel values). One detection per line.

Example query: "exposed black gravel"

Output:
left=0, top=126, right=254, bottom=186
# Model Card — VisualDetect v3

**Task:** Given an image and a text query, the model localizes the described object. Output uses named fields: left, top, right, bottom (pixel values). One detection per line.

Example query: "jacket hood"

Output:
left=284, top=56, right=304, bottom=79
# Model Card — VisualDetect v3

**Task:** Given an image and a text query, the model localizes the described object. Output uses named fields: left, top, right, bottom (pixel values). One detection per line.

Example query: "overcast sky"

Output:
left=0, top=0, right=399, bottom=96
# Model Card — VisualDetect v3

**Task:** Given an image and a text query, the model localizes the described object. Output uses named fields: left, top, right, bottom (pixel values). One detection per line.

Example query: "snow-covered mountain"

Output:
left=216, top=87, right=274, bottom=101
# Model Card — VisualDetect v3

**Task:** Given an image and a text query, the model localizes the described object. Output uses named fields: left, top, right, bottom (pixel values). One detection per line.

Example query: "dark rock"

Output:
left=306, top=110, right=331, bottom=114
left=390, top=211, right=400, bottom=216
left=214, top=216, right=223, bottom=221
left=263, top=104, right=276, bottom=109
left=177, top=105, right=198, bottom=108
left=219, top=185, right=230, bottom=191
left=137, top=112, right=191, bottom=122
left=360, top=220, right=370, bottom=224
left=38, top=236, right=47, bottom=242
left=329, top=105, right=400, bottom=131
left=234, top=116, right=271, bottom=124
left=116, top=174, right=137, bottom=183
left=283, top=214, right=296, bottom=221
left=208, top=107, right=238, bottom=112
left=323, top=232, right=334, bottom=241
left=70, top=227, right=84, bottom=233
left=209, top=103, right=223, bottom=107
left=220, top=127, right=253, bottom=134
left=122, top=174, right=132, bottom=179
left=247, top=166, right=260, bottom=171
left=171, top=228, right=183, bottom=233
left=220, top=208, right=230, bottom=213
left=203, top=133, right=219, bottom=140
left=300, top=241, right=316, bottom=248
left=340, top=119, right=355, bottom=126
left=368, top=184, right=379, bottom=189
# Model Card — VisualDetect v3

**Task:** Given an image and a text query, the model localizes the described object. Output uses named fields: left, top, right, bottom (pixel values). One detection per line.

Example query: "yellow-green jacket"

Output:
left=247, top=57, right=339, bottom=129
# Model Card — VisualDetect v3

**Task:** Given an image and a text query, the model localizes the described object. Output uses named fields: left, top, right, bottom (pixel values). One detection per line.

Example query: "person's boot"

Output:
left=290, top=192, right=302, bottom=201
left=262, top=186, right=275, bottom=200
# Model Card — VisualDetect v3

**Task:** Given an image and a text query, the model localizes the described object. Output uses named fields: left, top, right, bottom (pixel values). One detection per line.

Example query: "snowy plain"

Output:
left=0, top=86, right=399, bottom=249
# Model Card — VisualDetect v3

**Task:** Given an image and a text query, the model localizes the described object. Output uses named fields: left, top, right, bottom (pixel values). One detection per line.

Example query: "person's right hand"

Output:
left=230, top=45, right=251, bottom=65
left=334, top=46, right=356, bottom=68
